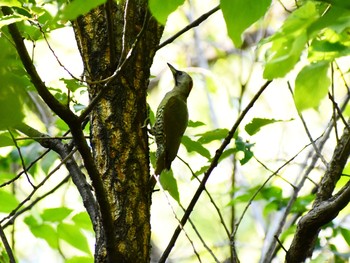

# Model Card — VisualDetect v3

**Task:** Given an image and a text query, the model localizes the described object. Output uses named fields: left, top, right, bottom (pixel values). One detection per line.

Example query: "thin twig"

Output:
left=232, top=141, right=313, bottom=239
left=3, top=175, right=71, bottom=228
left=8, top=129, right=35, bottom=188
left=261, top=83, right=350, bottom=263
left=328, top=93, right=350, bottom=131
left=0, top=149, right=77, bottom=225
left=154, top=176, right=202, bottom=263
left=0, top=149, right=50, bottom=188
left=287, top=82, right=328, bottom=167
left=158, top=80, right=272, bottom=263
left=157, top=5, right=220, bottom=50
left=36, top=21, right=79, bottom=80
left=177, top=155, right=231, bottom=238
left=0, top=224, right=16, bottom=263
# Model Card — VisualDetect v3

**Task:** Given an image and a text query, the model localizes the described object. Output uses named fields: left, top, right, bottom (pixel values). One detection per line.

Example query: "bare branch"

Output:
left=14, top=123, right=99, bottom=229
left=0, top=223, right=16, bottom=263
left=1, top=7, right=78, bottom=126
left=3, top=175, right=70, bottom=229
left=8, top=129, right=35, bottom=188
left=157, top=5, right=220, bottom=50
left=286, top=119, right=350, bottom=262
left=158, top=80, right=272, bottom=263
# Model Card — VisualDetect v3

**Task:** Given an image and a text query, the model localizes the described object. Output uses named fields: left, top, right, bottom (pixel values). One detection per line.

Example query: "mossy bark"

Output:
left=72, top=1, right=163, bottom=262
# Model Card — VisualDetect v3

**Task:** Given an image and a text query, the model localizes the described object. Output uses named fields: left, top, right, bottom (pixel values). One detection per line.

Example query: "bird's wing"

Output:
left=162, top=96, right=188, bottom=169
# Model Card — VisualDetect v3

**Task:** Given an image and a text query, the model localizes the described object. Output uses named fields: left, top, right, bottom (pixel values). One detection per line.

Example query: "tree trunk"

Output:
left=72, top=1, right=163, bottom=262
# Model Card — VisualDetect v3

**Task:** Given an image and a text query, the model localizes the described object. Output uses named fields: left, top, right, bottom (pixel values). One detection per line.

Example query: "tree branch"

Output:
left=158, top=80, right=272, bottom=263
left=1, top=7, right=78, bottom=126
left=3, top=7, right=119, bottom=259
left=14, top=123, right=100, bottom=230
left=157, top=5, right=220, bottom=50
left=0, top=223, right=15, bottom=263
left=286, top=119, right=350, bottom=262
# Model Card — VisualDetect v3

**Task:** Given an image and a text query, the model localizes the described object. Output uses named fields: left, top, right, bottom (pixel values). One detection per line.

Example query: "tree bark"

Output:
left=72, top=1, right=163, bottom=262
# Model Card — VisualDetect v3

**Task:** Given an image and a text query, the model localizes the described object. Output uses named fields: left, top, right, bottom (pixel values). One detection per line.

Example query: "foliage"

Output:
left=0, top=0, right=350, bottom=262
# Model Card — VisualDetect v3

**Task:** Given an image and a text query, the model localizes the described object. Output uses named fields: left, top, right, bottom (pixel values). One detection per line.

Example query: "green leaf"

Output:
left=245, top=118, right=291, bottom=135
left=264, top=33, right=307, bottom=79
left=72, top=212, right=93, bottom=231
left=0, top=14, right=28, bottom=28
left=0, top=190, right=19, bottom=213
left=235, top=137, right=254, bottom=165
left=57, top=223, right=91, bottom=255
left=218, top=148, right=236, bottom=163
left=160, top=169, right=180, bottom=202
left=194, top=165, right=209, bottom=177
left=188, top=120, right=206, bottom=128
left=66, top=256, right=93, bottom=263
left=221, top=0, right=271, bottom=47
left=0, top=133, right=13, bottom=147
left=42, top=207, right=73, bottom=222
left=0, top=172, right=16, bottom=185
left=149, top=0, right=185, bottom=25
left=340, top=227, right=350, bottom=246
left=294, top=61, right=330, bottom=111
left=24, top=217, right=59, bottom=249
left=263, top=1, right=320, bottom=79
left=61, top=78, right=85, bottom=92
left=196, top=128, right=229, bottom=144
left=0, top=0, right=21, bottom=8
left=308, top=39, right=350, bottom=61
left=0, top=86, right=26, bottom=130
left=60, top=0, right=107, bottom=21
left=181, top=135, right=211, bottom=159
left=291, top=194, right=314, bottom=213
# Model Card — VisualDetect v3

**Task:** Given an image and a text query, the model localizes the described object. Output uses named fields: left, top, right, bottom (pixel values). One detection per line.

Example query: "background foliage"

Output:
left=0, top=0, right=350, bottom=262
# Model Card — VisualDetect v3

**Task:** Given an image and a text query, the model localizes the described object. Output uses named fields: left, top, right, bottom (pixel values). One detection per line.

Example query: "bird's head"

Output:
left=167, top=63, right=193, bottom=96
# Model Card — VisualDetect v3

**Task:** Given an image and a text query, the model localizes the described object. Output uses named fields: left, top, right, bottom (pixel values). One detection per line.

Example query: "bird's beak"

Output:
left=167, top=63, right=178, bottom=76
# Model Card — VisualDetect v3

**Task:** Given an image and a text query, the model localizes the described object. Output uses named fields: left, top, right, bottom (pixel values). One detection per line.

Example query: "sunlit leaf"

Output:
left=160, top=169, right=180, bottom=202
left=221, top=0, right=271, bottom=47
left=291, top=194, right=314, bottom=213
left=182, top=135, right=211, bottom=159
left=308, top=39, right=350, bottom=61
left=294, top=61, right=330, bottom=111
left=235, top=137, right=254, bottom=165
left=245, top=118, right=292, bottom=136
left=42, top=207, right=73, bottom=222
left=24, top=217, right=59, bottom=249
left=66, top=256, right=93, bottom=263
left=340, top=227, right=350, bottom=246
left=0, top=190, right=19, bottom=213
left=197, top=128, right=229, bottom=144
left=264, top=33, right=307, bottom=79
left=149, top=0, right=185, bottom=25
left=72, top=212, right=93, bottom=232
left=218, top=148, right=236, bottom=163
left=60, top=0, right=107, bottom=21
left=0, top=0, right=22, bottom=8
left=0, top=14, right=28, bottom=28
left=58, top=223, right=91, bottom=255
left=263, top=1, right=320, bottom=79
left=0, top=86, right=26, bottom=130
left=0, top=133, right=13, bottom=147
left=194, top=165, right=209, bottom=177
left=62, top=78, right=85, bottom=92
left=188, top=120, right=206, bottom=128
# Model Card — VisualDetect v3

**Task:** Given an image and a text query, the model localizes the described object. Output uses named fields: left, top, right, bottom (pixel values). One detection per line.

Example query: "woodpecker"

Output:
left=153, top=63, right=193, bottom=175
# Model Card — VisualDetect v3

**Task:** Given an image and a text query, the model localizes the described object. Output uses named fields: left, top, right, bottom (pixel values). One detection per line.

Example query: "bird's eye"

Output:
left=177, top=72, right=183, bottom=76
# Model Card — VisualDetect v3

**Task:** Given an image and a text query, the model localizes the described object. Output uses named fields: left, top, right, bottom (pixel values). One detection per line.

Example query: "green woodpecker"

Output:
left=153, top=63, right=193, bottom=175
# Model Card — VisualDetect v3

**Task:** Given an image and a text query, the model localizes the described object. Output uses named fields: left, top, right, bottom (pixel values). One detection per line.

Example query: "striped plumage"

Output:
left=154, top=63, right=193, bottom=175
